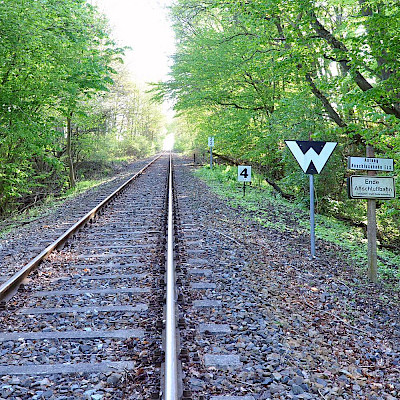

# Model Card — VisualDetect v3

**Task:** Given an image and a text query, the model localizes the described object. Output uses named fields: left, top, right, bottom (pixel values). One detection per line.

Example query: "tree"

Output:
left=50, top=0, right=123, bottom=187
left=156, top=0, right=400, bottom=248
left=0, top=0, right=122, bottom=211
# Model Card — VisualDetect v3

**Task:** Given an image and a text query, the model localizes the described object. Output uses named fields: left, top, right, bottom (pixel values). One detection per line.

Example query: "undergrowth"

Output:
left=0, top=179, right=107, bottom=237
left=195, top=164, right=400, bottom=288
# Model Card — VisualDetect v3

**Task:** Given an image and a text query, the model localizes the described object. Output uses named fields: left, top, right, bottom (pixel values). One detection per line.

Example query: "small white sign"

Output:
left=238, top=166, right=251, bottom=182
left=208, top=137, right=215, bottom=147
left=348, top=176, right=396, bottom=199
left=348, top=157, right=394, bottom=172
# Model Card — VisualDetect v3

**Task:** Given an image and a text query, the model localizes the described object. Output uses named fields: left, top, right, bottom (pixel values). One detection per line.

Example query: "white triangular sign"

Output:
left=285, top=141, right=337, bottom=174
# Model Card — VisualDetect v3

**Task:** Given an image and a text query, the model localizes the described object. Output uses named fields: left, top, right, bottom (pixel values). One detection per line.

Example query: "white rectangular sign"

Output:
left=238, top=166, right=251, bottom=182
left=348, top=176, right=396, bottom=199
left=348, top=157, right=394, bottom=172
left=208, top=137, right=214, bottom=147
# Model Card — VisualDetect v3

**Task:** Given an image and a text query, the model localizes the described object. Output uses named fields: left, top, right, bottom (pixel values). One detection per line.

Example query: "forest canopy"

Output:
left=156, top=0, right=400, bottom=250
left=0, top=0, right=165, bottom=215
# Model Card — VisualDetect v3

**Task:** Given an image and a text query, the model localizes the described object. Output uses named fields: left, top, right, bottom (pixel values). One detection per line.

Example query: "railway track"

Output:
left=0, top=154, right=176, bottom=399
left=1, top=153, right=397, bottom=400
left=0, top=155, right=160, bottom=287
left=1, top=152, right=247, bottom=400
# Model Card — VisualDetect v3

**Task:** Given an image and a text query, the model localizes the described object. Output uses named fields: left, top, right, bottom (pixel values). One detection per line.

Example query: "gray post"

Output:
left=210, top=147, right=213, bottom=170
left=310, top=174, right=316, bottom=258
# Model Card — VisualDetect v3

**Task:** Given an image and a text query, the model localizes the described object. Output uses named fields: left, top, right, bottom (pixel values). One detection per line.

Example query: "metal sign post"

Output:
left=238, top=166, right=251, bottom=197
left=366, top=146, right=377, bottom=283
left=208, top=137, right=214, bottom=169
left=310, top=174, right=315, bottom=258
left=285, top=140, right=337, bottom=258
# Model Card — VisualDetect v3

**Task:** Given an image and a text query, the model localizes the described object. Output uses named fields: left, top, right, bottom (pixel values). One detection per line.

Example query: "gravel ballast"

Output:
left=173, top=156, right=399, bottom=400
left=0, top=155, right=159, bottom=285
left=0, top=154, right=398, bottom=400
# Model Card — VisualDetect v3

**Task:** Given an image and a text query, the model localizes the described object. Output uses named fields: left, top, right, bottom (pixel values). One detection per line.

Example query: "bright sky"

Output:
left=94, top=0, right=175, bottom=85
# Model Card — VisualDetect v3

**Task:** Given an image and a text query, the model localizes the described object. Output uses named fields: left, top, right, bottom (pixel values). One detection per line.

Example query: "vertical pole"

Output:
left=243, top=182, right=246, bottom=197
left=210, top=146, right=213, bottom=170
left=366, top=145, right=378, bottom=283
left=193, top=153, right=196, bottom=164
left=310, top=174, right=316, bottom=258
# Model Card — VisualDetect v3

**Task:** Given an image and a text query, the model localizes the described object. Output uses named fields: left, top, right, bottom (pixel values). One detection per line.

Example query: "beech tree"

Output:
left=50, top=0, right=123, bottom=187
left=92, top=66, right=165, bottom=159
left=157, top=0, right=400, bottom=247
left=0, top=0, right=123, bottom=211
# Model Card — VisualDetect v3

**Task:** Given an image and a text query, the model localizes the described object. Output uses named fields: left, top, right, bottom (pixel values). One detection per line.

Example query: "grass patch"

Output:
left=195, top=164, right=400, bottom=287
left=62, top=179, right=107, bottom=199
left=0, top=178, right=108, bottom=237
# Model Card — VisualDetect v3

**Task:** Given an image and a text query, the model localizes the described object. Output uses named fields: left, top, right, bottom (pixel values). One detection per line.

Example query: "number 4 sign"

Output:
left=238, top=166, right=251, bottom=182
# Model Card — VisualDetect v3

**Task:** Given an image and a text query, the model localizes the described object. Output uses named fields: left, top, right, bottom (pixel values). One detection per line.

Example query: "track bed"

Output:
left=0, top=154, right=398, bottom=400
left=0, top=155, right=169, bottom=399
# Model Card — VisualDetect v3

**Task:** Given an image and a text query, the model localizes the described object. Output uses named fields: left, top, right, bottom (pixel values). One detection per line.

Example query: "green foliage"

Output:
left=158, top=0, right=400, bottom=250
left=0, top=1, right=164, bottom=216
left=0, top=0, right=118, bottom=212
left=64, top=65, right=164, bottom=165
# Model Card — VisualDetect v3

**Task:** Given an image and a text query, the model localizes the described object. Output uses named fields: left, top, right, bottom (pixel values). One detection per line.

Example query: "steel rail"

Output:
left=164, top=152, right=178, bottom=400
left=0, top=154, right=162, bottom=303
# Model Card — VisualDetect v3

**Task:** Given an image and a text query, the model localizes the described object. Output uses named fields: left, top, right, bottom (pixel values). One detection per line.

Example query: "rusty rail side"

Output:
left=0, top=154, right=162, bottom=303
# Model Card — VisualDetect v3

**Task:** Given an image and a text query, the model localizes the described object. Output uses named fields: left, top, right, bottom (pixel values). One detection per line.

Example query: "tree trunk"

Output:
left=309, top=11, right=400, bottom=119
left=212, top=151, right=295, bottom=200
left=66, top=113, right=76, bottom=188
